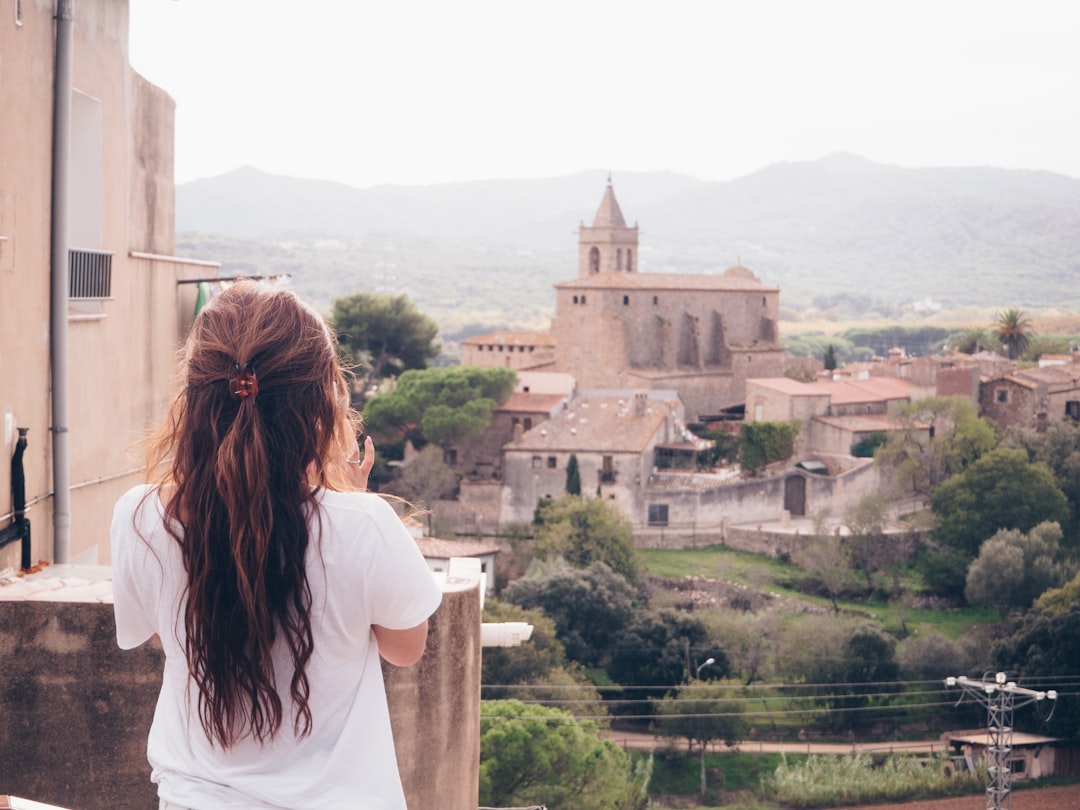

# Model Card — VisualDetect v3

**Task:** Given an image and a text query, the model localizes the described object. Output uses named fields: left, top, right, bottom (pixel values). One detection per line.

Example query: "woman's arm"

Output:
left=373, top=620, right=429, bottom=666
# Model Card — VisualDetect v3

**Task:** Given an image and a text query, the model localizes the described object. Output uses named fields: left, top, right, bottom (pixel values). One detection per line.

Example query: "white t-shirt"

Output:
left=111, top=484, right=443, bottom=810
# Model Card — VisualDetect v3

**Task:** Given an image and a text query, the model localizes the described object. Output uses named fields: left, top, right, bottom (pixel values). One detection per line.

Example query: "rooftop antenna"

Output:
left=944, top=672, right=1057, bottom=810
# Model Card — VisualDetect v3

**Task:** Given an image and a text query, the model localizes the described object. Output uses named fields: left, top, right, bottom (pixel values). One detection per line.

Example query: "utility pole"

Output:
left=944, top=672, right=1057, bottom=810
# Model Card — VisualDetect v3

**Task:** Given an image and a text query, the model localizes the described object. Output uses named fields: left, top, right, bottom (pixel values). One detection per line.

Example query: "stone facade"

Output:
left=499, top=391, right=685, bottom=526
left=979, top=366, right=1080, bottom=431
left=460, top=331, right=555, bottom=370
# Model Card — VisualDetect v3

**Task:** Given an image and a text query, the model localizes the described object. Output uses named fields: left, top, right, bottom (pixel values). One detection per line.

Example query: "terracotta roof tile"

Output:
left=461, top=331, right=555, bottom=347
left=415, top=537, right=500, bottom=559
left=505, top=394, right=669, bottom=453
left=497, top=393, right=567, bottom=414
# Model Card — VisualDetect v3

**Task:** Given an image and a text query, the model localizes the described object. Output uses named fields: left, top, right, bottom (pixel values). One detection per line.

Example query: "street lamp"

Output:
left=696, top=657, right=716, bottom=680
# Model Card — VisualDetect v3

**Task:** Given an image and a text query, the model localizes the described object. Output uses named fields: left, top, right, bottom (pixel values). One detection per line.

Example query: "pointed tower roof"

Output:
left=592, top=182, right=627, bottom=228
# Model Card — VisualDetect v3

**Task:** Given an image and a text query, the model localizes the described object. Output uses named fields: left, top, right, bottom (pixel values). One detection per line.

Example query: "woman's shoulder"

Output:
left=113, top=483, right=159, bottom=518
left=316, top=489, right=404, bottom=526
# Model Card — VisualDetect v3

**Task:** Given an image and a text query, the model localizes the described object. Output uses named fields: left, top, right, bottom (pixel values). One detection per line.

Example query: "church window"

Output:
left=763, top=297, right=766, bottom=306
left=581, top=295, right=586, bottom=304
left=617, top=248, right=623, bottom=270
left=511, top=417, right=520, bottom=426
left=589, top=247, right=600, bottom=273
left=627, top=249, right=633, bottom=272
left=573, top=295, right=579, bottom=304
left=653, top=295, right=658, bottom=305
left=623, top=295, right=630, bottom=306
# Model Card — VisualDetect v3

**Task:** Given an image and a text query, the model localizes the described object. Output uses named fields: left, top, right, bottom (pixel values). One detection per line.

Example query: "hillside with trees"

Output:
left=176, top=156, right=1080, bottom=331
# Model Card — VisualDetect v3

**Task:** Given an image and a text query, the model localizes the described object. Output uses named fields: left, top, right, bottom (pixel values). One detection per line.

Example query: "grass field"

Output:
left=640, top=544, right=1000, bottom=639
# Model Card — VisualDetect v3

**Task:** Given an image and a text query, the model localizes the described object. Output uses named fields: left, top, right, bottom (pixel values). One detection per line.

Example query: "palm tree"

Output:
left=995, top=308, right=1032, bottom=360
left=951, top=327, right=999, bottom=355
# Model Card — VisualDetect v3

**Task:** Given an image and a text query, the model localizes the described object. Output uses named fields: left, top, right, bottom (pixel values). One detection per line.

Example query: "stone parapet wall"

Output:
left=0, top=572, right=481, bottom=810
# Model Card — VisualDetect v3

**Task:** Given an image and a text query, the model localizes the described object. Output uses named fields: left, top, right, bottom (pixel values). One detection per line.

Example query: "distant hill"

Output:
left=176, top=156, right=1080, bottom=328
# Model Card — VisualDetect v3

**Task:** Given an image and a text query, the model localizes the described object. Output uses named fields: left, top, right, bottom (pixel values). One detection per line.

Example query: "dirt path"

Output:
left=841, top=782, right=1080, bottom=809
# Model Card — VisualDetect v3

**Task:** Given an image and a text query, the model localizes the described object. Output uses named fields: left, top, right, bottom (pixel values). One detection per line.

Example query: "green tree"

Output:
left=738, top=420, right=800, bottom=474
left=1003, top=422, right=1080, bottom=540
left=844, top=493, right=889, bottom=592
left=533, top=495, right=639, bottom=581
left=330, top=292, right=439, bottom=394
left=932, top=448, right=1069, bottom=559
left=949, top=327, right=1000, bottom=355
left=875, top=396, right=998, bottom=498
left=800, top=528, right=854, bottom=613
left=606, top=608, right=719, bottom=692
left=480, top=601, right=606, bottom=719
left=479, top=700, right=650, bottom=810
left=993, top=574, right=1080, bottom=740
left=964, top=521, right=1074, bottom=610
left=897, top=632, right=981, bottom=680
left=565, top=453, right=582, bottom=495
left=503, top=561, right=636, bottom=666
left=995, top=307, right=1032, bottom=360
left=656, top=682, right=748, bottom=802
left=391, top=444, right=459, bottom=531
left=778, top=617, right=899, bottom=730
left=362, top=365, right=516, bottom=449
left=823, top=344, right=837, bottom=371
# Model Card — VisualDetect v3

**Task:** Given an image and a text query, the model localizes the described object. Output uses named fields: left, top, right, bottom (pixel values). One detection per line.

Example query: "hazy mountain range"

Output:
left=176, top=154, right=1080, bottom=332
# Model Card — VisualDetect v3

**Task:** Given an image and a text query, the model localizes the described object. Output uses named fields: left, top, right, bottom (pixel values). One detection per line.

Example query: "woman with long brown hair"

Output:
left=111, top=282, right=441, bottom=809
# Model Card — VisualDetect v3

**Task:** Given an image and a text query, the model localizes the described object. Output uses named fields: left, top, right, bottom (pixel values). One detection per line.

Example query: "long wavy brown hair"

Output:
left=145, top=281, right=359, bottom=747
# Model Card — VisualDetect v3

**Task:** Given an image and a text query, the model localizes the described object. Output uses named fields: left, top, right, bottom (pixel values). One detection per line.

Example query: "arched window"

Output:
left=589, top=247, right=600, bottom=273
left=617, top=248, right=623, bottom=270
left=627, top=248, right=633, bottom=272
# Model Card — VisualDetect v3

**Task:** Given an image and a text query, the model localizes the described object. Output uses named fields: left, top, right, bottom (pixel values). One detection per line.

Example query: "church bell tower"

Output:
left=578, top=179, right=639, bottom=278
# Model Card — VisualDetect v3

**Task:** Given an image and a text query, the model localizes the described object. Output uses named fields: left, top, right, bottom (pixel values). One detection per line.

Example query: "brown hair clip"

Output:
left=229, top=362, right=258, bottom=400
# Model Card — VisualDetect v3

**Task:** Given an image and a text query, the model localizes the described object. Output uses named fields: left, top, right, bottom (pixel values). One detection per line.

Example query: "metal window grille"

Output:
left=69, top=249, right=113, bottom=299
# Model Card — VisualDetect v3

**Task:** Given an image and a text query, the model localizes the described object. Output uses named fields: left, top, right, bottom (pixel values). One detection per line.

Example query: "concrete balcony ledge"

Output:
left=0, top=565, right=481, bottom=810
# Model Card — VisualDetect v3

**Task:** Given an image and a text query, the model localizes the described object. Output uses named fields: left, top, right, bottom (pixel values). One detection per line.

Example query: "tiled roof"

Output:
left=461, top=331, right=555, bottom=347
left=555, top=270, right=777, bottom=292
left=505, top=395, right=669, bottom=453
left=591, top=183, right=627, bottom=228
left=824, top=377, right=916, bottom=404
left=497, top=393, right=567, bottom=414
left=813, top=414, right=912, bottom=432
left=415, top=537, right=500, bottom=560
left=1014, top=366, right=1080, bottom=386
left=748, top=377, right=833, bottom=396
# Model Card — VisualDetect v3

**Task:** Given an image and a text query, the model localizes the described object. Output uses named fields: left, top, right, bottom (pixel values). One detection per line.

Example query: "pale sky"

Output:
left=129, top=0, right=1080, bottom=189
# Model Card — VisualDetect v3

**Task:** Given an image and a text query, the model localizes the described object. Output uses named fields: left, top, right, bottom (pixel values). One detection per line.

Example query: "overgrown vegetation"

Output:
left=769, top=752, right=984, bottom=808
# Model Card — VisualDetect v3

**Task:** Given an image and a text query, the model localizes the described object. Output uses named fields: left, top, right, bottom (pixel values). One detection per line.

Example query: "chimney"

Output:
left=633, top=391, right=648, bottom=417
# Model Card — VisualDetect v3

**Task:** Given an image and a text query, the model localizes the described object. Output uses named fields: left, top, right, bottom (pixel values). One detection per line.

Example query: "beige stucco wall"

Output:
left=0, top=0, right=208, bottom=570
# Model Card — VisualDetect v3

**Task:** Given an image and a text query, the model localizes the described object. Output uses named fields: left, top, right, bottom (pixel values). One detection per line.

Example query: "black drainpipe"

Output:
left=1, top=428, right=32, bottom=570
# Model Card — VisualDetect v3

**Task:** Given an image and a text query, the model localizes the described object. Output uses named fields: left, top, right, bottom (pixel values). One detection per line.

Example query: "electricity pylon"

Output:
left=944, top=672, right=1057, bottom=810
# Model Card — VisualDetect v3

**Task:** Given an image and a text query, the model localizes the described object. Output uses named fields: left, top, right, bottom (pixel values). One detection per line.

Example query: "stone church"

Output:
left=465, top=182, right=785, bottom=421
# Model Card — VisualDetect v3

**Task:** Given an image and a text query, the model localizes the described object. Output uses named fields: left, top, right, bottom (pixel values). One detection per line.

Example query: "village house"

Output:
left=745, top=376, right=924, bottom=456
left=460, top=330, right=555, bottom=370
left=0, top=0, right=213, bottom=571
left=979, top=364, right=1080, bottom=431
left=498, top=390, right=688, bottom=526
